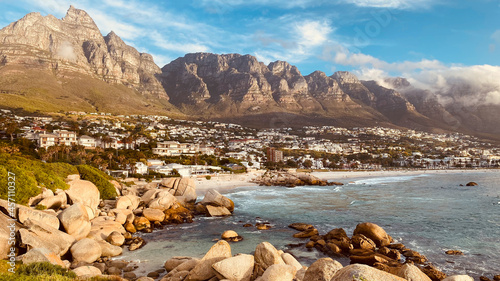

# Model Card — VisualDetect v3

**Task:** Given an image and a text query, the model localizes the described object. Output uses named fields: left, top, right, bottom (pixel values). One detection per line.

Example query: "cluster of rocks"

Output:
left=157, top=239, right=479, bottom=281
left=288, top=222, right=489, bottom=281
left=253, top=171, right=342, bottom=187
left=0, top=174, right=235, bottom=280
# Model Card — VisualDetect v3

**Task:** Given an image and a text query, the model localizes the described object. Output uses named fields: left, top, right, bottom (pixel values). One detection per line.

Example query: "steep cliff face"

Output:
left=159, top=53, right=386, bottom=119
left=0, top=6, right=167, bottom=98
left=331, top=71, right=376, bottom=106
left=160, top=53, right=275, bottom=113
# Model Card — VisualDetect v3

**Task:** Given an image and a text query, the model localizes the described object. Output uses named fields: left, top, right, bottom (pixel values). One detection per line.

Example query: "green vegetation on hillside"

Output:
left=0, top=153, right=77, bottom=205
left=76, top=165, right=117, bottom=200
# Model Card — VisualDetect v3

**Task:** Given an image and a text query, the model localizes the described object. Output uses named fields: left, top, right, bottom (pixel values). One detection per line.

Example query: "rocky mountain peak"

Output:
left=384, top=77, right=411, bottom=89
left=63, top=5, right=96, bottom=27
left=331, top=71, right=360, bottom=84
left=268, top=60, right=301, bottom=76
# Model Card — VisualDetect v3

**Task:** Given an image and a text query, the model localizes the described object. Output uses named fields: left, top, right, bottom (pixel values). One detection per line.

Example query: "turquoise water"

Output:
left=121, top=171, right=500, bottom=278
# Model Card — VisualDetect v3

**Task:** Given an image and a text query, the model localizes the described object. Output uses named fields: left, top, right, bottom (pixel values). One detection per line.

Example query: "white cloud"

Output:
left=149, top=53, right=173, bottom=68
left=342, top=0, right=436, bottom=9
left=197, top=0, right=324, bottom=10
left=296, top=20, right=332, bottom=47
left=56, top=40, right=77, bottom=61
left=328, top=44, right=446, bottom=73
left=252, top=18, right=335, bottom=64
left=324, top=43, right=500, bottom=107
left=149, top=31, right=209, bottom=53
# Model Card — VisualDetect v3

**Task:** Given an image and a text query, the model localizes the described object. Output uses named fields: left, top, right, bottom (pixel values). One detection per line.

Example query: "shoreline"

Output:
left=191, top=169, right=497, bottom=194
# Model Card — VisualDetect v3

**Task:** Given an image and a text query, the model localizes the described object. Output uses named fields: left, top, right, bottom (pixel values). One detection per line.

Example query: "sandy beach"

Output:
left=193, top=169, right=498, bottom=193
left=193, top=170, right=264, bottom=194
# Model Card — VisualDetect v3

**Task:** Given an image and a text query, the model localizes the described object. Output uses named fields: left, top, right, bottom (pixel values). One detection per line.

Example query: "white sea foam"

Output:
left=349, top=174, right=429, bottom=185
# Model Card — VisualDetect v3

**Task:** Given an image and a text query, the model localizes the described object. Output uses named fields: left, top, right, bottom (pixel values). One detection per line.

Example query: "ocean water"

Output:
left=120, top=170, right=500, bottom=278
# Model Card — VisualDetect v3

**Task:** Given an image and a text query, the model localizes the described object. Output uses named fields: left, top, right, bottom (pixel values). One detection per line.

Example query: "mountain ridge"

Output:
left=0, top=6, right=499, bottom=140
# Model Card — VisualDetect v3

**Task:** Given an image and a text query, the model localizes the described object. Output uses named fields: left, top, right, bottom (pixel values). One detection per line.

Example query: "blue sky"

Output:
left=0, top=0, right=499, bottom=95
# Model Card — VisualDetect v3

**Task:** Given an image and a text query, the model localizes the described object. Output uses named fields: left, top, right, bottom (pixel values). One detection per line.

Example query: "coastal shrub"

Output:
left=16, top=262, right=76, bottom=278
left=77, top=165, right=117, bottom=200
left=0, top=165, right=41, bottom=206
left=205, top=175, right=211, bottom=180
left=0, top=153, right=76, bottom=205
left=0, top=262, right=76, bottom=281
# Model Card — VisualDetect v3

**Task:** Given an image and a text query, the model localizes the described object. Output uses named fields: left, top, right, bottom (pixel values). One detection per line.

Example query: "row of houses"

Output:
left=152, top=141, right=215, bottom=156
left=33, top=131, right=136, bottom=149
left=126, top=160, right=223, bottom=177
left=29, top=131, right=216, bottom=156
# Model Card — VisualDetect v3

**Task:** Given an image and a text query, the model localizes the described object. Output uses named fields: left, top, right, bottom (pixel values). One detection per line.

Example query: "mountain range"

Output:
left=1, top=6, right=499, bottom=140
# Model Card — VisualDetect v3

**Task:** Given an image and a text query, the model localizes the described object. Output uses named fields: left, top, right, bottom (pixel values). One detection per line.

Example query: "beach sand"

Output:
left=194, top=170, right=264, bottom=194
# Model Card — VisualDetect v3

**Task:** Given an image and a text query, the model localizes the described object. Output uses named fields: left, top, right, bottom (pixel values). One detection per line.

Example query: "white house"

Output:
left=79, top=135, right=96, bottom=148
left=54, top=130, right=78, bottom=146
left=153, top=141, right=200, bottom=156
left=133, top=162, right=148, bottom=175
left=37, top=133, right=58, bottom=148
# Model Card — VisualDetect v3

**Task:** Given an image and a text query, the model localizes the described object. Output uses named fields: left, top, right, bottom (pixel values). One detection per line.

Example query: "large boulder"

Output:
left=201, top=189, right=234, bottom=212
left=143, top=208, right=165, bottom=222
left=37, top=190, right=67, bottom=210
left=88, top=217, right=126, bottom=241
left=396, top=264, right=432, bottom=281
left=116, top=195, right=140, bottom=210
left=70, top=238, right=102, bottom=263
left=175, top=178, right=197, bottom=203
left=353, top=222, right=392, bottom=247
left=17, top=205, right=60, bottom=229
left=161, top=178, right=178, bottom=188
left=106, top=231, right=125, bottom=246
left=18, top=219, right=75, bottom=256
left=331, top=264, right=406, bottom=281
left=212, top=254, right=254, bottom=281
left=65, top=179, right=100, bottom=218
left=148, top=191, right=177, bottom=211
left=57, top=202, right=91, bottom=240
left=351, top=234, right=376, bottom=251
left=260, top=264, right=296, bottom=281
left=303, top=258, right=343, bottom=281
left=0, top=211, right=23, bottom=259
left=98, top=240, right=122, bottom=257
left=186, top=240, right=232, bottom=281
left=281, top=253, right=302, bottom=271
left=254, top=242, right=285, bottom=271
left=141, top=189, right=161, bottom=205
left=21, top=248, right=65, bottom=267
left=164, top=256, right=193, bottom=272
left=73, top=266, right=102, bottom=278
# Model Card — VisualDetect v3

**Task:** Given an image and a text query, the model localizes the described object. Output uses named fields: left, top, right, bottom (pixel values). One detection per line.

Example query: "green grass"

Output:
left=0, top=65, right=183, bottom=117
left=0, top=262, right=75, bottom=281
